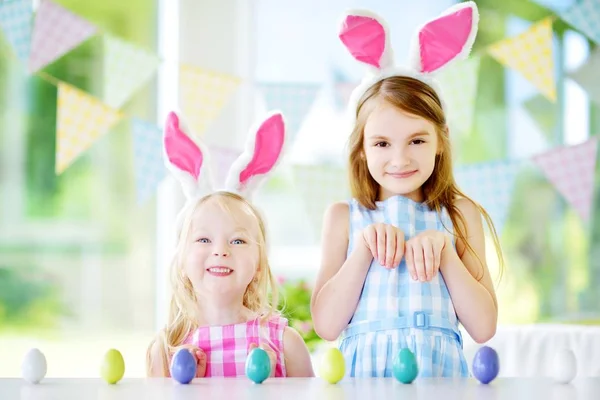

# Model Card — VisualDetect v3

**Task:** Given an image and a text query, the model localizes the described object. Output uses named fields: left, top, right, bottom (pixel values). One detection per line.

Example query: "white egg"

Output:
left=21, top=348, right=47, bottom=384
left=552, top=348, right=577, bottom=384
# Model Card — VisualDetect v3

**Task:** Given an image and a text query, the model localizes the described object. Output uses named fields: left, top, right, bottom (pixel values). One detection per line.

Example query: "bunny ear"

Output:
left=225, top=112, right=286, bottom=198
left=338, top=10, right=394, bottom=71
left=163, top=111, right=214, bottom=199
left=409, top=1, right=479, bottom=74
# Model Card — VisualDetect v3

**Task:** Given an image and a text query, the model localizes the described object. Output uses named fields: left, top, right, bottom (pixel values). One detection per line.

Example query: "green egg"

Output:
left=318, top=347, right=346, bottom=384
left=101, top=349, right=125, bottom=384
left=392, top=348, right=418, bottom=384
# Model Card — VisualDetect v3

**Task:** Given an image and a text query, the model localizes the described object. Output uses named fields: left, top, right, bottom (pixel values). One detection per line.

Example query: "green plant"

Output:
left=277, top=277, right=322, bottom=352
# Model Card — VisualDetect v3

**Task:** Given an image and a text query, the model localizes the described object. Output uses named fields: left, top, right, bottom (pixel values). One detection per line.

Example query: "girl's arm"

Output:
left=440, top=198, right=498, bottom=343
left=310, top=202, right=374, bottom=341
left=282, top=327, right=315, bottom=377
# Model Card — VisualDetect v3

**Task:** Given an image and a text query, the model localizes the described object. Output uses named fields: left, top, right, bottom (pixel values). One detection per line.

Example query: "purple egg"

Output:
left=472, top=346, right=499, bottom=384
left=170, top=349, right=197, bottom=384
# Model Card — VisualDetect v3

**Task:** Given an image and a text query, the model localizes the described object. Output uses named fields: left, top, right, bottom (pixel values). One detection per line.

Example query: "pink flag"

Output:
left=28, top=0, right=97, bottom=73
left=532, top=136, right=599, bottom=221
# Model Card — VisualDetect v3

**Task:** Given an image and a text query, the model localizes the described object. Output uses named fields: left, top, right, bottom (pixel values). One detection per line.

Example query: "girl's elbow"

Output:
left=313, top=318, right=342, bottom=342
left=472, top=321, right=497, bottom=344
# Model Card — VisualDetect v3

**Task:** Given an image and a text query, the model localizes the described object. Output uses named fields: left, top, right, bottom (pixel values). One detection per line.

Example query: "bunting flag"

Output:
left=569, top=48, right=600, bottom=107
left=332, top=68, right=357, bottom=111
left=531, top=137, right=599, bottom=221
left=292, top=165, right=349, bottom=239
left=131, top=118, right=166, bottom=204
left=28, top=0, right=97, bottom=74
left=455, top=160, right=522, bottom=234
left=523, top=94, right=557, bottom=140
left=56, top=83, right=122, bottom=174
left=436, top=56, right=481, bottom=135
left=488, top=17, right=556, bottom=102
left=0, top=0, right=32, bottom=64
left=258, top=83, right=320, bottom=142
left=103, top=34, right=160, bottom=108
left=559, top=0, right=600, bottom=44
left=208, top=146, right=241, bottom=185
left=179, top=64, right=240, bottom=137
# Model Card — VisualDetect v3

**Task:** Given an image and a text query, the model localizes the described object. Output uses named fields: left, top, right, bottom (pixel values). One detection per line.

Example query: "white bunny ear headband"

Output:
left=163, top=110, right=286, bottom=234
left=339, top=1, right=479, bottom=120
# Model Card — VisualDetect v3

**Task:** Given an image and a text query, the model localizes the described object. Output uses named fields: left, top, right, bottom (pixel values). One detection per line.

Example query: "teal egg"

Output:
left=392, top=348, right=419, bottom=384
left=245, top=348, right=271, bottom=384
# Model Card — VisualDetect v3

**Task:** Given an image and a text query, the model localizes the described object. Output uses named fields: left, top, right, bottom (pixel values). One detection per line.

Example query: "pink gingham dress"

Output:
left=184, top=316, right=288, bottom=377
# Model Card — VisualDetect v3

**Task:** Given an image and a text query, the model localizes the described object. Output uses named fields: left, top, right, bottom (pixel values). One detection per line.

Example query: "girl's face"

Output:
left=363, top=103, right=440, bottom=202
left=183, top=198, right=260, bottom=301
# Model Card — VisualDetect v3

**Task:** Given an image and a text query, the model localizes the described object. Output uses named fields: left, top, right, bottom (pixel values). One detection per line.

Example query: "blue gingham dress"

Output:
left=339, top=195, right=469, bottom=378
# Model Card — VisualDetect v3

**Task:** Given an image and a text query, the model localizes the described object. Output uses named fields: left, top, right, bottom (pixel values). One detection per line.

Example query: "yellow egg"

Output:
left=319, top=347, right=345, bottom=384
left=101, top=349, right=125, bottom=384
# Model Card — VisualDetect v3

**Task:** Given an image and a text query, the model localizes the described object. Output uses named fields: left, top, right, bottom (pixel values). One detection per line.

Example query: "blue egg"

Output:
left=170, top=349, right=197, bottom=384
left=392, top=348, right=419, bottom=384
left=245, top=348, right=271, bottom=384
left=472, top=346, right=499, bottom=384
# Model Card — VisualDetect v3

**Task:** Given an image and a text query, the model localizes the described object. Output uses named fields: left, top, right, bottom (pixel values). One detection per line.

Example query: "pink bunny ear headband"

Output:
left=163, top=110, right=286, bottom=235
left=339, top=1, right=479, bottom=121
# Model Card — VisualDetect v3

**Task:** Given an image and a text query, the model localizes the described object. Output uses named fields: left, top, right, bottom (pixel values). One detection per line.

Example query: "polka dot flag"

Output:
left=488, top=17, right=556, bottom=102
left=0, top=0, right=32, bottom=65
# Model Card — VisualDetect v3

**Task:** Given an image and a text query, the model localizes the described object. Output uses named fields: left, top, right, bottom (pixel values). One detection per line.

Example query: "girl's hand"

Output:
left=361, top=223, right=405, bottom=269
left=173, top=345, right=207, bottom=378
left=405, top=230, right=450, bottom=281
left=249, top=342, right=277, bottom=377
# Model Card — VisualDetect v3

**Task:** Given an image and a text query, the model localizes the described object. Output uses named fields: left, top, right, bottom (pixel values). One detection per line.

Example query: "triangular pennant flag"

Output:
left=103, top=34, right=160, bottom=108
left=258, top=83, right=320, bottom=142
left=56, top=83, right=122, bottom=174
left=523, top=94, right=557, bottom=141
left=292, top=165, right=349, bottom=240
left=179, top=64, right=240, bottom=137
left=0, top=0, right=32, bottom=64
left=131, top=118, right=166, bottom=204
left=488, top=17, right=556, bottom=101
left=437, top=56, right=481, bottom=135
left=559, top=0, right=600, bottom=44
left=532, top=137, right=599, bottom=221
left=569, top=48, right=600, bottom=108
left=208, top=146, right=241, bottom=185
left=29, top=0, right=96, bottom=73
left=455, top=160, right=521, bottom=234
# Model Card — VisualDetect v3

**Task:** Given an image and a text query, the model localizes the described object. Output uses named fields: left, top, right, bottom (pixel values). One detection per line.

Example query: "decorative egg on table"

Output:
left=101, top=349, right=125, bottom=384
left=170, top=348, right=197, bottom=384
left=245, top=347, right=271, bottom=384
left=472, top=346, right=499, bottom=384
left=392, top=348, right=419, bottom=384
left=21, top=348, right=47, bottom=384
left=552, top=348, right=577, bottom=384
left=318, top=347, right=346, bottom=384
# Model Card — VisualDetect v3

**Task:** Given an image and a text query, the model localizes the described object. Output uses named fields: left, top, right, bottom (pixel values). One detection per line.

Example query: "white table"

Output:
left=2, top=377, right=600, bottom=400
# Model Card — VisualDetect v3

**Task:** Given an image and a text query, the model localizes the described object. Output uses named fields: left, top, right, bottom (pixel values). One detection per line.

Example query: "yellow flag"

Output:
left=488, top=17, right=556, bottom=101
left=179, top=64, right=241, bottom=136
left=56, top=83, right=122, bottom=174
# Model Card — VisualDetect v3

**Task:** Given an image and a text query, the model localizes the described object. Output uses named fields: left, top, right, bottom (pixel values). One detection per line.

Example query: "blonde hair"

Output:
left=348, top=76, right=504, bottom=280
left=146, top=191, right=280, bottom=376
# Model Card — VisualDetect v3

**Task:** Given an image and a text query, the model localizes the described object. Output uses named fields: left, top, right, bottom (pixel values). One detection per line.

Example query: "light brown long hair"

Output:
left=348, top=76, right=504, bottom=280
left=145, top=191, right=280, bottom=376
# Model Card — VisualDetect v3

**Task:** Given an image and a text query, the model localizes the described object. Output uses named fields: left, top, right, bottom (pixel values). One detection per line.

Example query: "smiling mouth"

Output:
left=388, top=170, right=417, bottom=178
left=206, top=267, right=233, bottom=277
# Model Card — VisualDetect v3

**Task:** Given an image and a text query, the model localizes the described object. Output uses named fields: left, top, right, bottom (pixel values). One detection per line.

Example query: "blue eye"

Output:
left=231, top=239, right=246, bottom=245
left=197, top=238, right=210, bottom=243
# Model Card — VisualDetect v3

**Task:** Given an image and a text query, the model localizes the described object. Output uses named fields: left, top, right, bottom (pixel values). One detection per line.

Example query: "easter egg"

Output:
left=392, top=348, right=419, bottom=384
left=170, top=348, right=197, bottom=384
left=245, top=347, right=271, bottom=384
left=21, top=348, right=47, bottom=384
left=552, top=348, right=577, bottom=384
left=472, top=346, right=499, bottom=384
left=101, top=349, right=125, bottom=384
left=318, top=347, right=345, bottom=384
